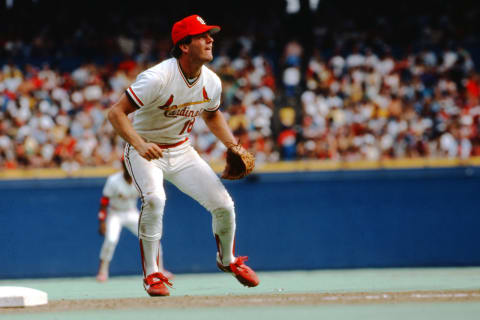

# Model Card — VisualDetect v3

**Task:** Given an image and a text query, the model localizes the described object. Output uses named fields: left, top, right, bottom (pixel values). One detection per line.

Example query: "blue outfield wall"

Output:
left=0, top=166, right=479, bottom=279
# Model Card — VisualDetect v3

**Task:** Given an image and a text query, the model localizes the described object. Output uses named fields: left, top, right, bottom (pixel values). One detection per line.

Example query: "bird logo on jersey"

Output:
left=160, top=87, right=211, bottom=118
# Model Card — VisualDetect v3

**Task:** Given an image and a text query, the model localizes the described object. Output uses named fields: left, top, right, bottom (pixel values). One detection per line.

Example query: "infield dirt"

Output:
left=1, top=290, right=479, bottom=314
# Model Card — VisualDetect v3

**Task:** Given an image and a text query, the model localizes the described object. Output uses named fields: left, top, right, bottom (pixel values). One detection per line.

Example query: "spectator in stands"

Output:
left=1, top=3, right=480, bottom=168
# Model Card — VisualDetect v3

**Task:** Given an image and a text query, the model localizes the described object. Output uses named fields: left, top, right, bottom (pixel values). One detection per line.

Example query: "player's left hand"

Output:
left=221, top=143, right=255, bottom=180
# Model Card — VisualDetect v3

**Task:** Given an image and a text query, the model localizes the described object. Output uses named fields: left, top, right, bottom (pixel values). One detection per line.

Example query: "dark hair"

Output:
left=170, top=36, right=193, bottom=58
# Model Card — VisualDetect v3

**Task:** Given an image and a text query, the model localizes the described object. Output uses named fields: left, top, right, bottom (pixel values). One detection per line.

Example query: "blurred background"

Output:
left=1, top=0, right=480, bottom=279
left=2, top=0, right=480, bottom=169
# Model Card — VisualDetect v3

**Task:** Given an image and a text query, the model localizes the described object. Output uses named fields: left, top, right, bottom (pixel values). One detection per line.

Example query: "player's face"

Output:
left=189, top=32, right=214, bottom=63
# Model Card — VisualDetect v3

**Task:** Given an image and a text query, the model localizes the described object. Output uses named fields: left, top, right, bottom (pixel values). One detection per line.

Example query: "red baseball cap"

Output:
left=171, top=15, right=221, bottom=45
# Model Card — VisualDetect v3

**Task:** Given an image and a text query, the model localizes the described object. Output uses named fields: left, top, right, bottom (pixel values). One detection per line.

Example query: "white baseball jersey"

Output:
left=126, top=58, right=222, bottom=144
left=103, top=172, right=139, bottom=212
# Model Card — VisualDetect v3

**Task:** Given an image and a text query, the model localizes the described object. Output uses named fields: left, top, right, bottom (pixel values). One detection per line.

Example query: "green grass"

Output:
left=1, top=267, right=479, bottom=320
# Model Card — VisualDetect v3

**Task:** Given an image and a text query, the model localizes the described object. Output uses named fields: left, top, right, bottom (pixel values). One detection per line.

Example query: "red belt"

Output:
left=157, top=138, right=189, bottom=149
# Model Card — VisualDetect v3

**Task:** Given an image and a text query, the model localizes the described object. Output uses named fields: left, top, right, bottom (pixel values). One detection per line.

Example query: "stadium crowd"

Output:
left=1, top=1, right=480, bottom=170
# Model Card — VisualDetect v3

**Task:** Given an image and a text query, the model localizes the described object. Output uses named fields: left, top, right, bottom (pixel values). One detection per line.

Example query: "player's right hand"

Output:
left=98, top=221, right=106, bottom=236
left=136, top=142, right=163, bottom=160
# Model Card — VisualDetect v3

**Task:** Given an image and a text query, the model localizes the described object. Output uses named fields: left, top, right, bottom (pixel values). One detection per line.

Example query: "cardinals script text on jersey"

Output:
left=126, top=58, right=222, bottom=144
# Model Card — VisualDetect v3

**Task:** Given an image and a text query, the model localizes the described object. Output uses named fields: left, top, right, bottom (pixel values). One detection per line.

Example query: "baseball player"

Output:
left=96, top=160, right=172, bottom=282
left=107, top=14, right=259, bottom=296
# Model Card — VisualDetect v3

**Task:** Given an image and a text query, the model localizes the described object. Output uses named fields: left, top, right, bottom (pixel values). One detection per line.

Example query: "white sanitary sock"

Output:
left=212, top=208, right=236, bottom=265
left=140, top=239, right=159, bottom=276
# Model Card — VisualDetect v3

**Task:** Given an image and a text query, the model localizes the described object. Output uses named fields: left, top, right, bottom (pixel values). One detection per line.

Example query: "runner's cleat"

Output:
left=96, top=272, right=108, bottom=282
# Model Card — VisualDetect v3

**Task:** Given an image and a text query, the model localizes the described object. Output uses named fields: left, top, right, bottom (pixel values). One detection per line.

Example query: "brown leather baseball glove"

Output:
left=221, top=144, right=255, bottom=180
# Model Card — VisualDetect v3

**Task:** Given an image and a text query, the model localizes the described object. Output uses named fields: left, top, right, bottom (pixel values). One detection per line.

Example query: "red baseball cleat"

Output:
left=143, top=272, right=172, bottom=297
left=217, top=256, right=260, bottom=287
left=96, top=272, right=108, bottom=282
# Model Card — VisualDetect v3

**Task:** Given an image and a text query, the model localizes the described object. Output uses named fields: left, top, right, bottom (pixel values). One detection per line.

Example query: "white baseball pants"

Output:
left=99, top=208, right=138, bottom=262
left=124, top=143, right=236, bottom=276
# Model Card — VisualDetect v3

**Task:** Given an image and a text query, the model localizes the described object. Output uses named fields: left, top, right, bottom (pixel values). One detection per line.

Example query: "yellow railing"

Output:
left=1, top=157, right=480, bottom=180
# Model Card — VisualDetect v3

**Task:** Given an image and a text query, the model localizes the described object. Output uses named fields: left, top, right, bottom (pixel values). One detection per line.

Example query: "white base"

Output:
left=0, top=286, right=48, bottom=307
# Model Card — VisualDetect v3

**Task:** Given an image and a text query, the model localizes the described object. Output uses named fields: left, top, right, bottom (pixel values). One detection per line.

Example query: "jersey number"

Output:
left=179, top=118, right=196, bottom=135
